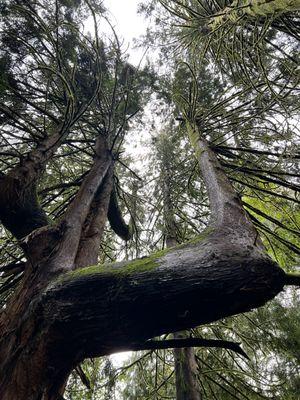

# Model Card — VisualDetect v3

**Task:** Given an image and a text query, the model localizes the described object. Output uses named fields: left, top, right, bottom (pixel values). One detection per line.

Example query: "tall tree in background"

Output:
left=149, top=0, right=300, bottom=267
left=159, top=130, right=202, bottom=400
left=0, top=0, right=299, bottom=399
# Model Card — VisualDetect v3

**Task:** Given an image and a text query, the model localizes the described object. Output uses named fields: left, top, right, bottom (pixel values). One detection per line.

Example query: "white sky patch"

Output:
left=110, top=350, right=132, bottom=366
left=104, top=0, right=148, bottom=65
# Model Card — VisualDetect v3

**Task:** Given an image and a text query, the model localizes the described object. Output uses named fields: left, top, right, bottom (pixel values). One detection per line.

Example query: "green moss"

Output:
left=117, top=248, right=170, bottom=275
left=60, top=229, right=213, bottom=283
left=187, top=122, right=204, bottom=160
left=62, top=248, right=170, bottom=282
left=209, top=0, right=300, bottom=28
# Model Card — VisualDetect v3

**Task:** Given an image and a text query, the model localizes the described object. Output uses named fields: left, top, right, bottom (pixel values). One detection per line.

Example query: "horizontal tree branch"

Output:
left=284, top=271, right=300, bottom=286
left=118, top=338, right=249, bottom=359
left=37, top=230, right=286, bottom=360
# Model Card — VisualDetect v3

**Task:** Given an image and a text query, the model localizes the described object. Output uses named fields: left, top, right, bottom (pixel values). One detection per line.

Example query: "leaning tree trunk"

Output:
left=0, top=124, right=298, bottom=399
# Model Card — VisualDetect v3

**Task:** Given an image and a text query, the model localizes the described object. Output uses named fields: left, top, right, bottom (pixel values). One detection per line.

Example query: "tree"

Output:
left=157, top=130, right=202, bottom=400
left=0, top=1, right=299, bottom=399
left=112, top=291, right=299, bottom=399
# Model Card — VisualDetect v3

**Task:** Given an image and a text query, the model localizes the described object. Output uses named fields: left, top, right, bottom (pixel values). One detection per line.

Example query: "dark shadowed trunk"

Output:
left=173, top=331, right=202, bottom=400
left=0, top=124, right=297, bottom=399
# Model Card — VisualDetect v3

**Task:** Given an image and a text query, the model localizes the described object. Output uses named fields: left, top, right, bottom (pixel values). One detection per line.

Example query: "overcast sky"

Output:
left=104, top=0, right=147, bottom=65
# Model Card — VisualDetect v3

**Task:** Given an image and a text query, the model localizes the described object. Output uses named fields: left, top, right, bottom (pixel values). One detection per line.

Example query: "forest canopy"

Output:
left=0, top=0, right=299, bottom=399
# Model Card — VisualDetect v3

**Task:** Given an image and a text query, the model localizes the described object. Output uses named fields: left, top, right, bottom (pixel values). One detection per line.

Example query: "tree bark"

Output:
left=0, top=229, right=287, bottom=399
left=173, top=331, right=202, bottom=400
left=158, top=131, right=202, bottom=400
left=0, top=135, right=114, bottom=399
left=0, top=124, right=296, bottom=400
left=74, top=164, right=114, bottom=268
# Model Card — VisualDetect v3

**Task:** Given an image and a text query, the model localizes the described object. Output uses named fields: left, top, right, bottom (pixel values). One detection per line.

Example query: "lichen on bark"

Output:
left=209, top=0, right=300, bottom=29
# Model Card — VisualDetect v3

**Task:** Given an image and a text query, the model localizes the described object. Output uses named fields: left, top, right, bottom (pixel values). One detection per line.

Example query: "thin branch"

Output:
left=118, top=338, right=250, bottom=359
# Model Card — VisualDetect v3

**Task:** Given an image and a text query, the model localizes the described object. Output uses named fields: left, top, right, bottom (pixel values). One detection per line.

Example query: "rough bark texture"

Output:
left=74, top=165, right=114, bottom=268
left=0, top=229, right=287, bottom=398
left=0, top=123, right=294, bottom=400
left=0, top=135, right=114, bottom=399
left=173, top=331, right=202, bottom=400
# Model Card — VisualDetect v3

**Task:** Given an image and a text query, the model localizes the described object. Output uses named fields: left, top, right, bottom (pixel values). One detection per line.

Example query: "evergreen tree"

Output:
left=0, top=1, right=299, bottom=399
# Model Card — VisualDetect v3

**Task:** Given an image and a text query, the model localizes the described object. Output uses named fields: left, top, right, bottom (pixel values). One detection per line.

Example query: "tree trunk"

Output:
left=0, top=227, right=287, bottom=399
left=173, top=332, right=202, bottom=400
left=0, top=124, right=296, bottom=399
left=158, top=131, right=202, bottom=400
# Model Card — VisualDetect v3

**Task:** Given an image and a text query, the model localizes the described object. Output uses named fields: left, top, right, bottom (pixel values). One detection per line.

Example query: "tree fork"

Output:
left=0, top=124, right=297, bottom=399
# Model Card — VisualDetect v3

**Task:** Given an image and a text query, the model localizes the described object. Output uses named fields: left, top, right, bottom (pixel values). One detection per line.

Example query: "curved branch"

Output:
left=107, top=184, right=133, bottom=241
left=118, top=338, right=249, bottom=359
left=0, top=127, right=72, bottom=239
left=187, top=123, right=260, bottom=241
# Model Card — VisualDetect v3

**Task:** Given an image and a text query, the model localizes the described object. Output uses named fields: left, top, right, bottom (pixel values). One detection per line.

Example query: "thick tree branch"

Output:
left=39, top=236, right=285, bottom=361
left=7, top=125, right=71, bottom=183
left=0, top=121, right=292, bottom=398
left=0, top=126, right=73, bottom=239
left=27, top=137, right=113, bottom=272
